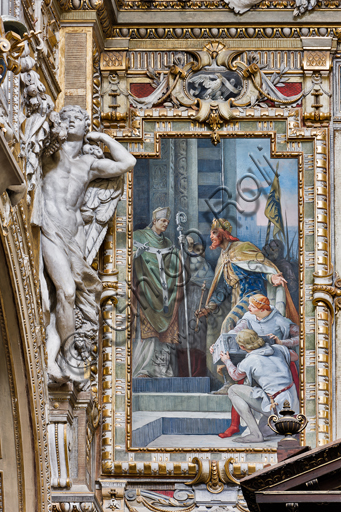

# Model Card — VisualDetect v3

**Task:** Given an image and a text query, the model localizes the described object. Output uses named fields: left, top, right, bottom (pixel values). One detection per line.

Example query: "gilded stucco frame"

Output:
left=100, top=107, right=333, bottom=477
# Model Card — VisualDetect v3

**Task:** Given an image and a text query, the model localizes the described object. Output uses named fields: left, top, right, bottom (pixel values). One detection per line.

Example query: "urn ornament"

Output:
left=268, top=400, right=308, bottom=440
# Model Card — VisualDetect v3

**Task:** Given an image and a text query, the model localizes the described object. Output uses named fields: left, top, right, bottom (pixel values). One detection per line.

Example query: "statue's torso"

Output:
left=42, top=149, right=95, bottom=238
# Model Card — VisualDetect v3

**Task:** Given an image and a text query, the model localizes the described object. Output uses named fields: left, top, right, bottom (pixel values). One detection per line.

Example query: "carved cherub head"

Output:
left=83, top=144, right=104, bottom=159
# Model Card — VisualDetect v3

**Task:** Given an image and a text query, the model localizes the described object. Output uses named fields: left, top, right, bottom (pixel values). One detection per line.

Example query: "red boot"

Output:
left=218, top=378, right=244, bottom=438
left=218, top=406, right=241, bottom=438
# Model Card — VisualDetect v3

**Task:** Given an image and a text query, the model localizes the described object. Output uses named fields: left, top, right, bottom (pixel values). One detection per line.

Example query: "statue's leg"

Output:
left=41, top=235, right=76, bottom=374
left=45, top=312, right=66, bottom=381
left=228, top=384, right=265, bottom=443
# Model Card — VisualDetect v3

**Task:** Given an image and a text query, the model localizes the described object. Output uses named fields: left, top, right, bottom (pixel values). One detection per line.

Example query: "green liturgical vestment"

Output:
left=133, top=227, right=181, bottom=338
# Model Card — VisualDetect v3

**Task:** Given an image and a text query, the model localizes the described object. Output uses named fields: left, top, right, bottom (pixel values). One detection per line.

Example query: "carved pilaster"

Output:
left=48, top=422, right=72, bottom=489
left=101, top=51, right=129, bottom=130
left=301, top=37, right=335, bottom=126
left=49, top=386, right=75, bottom=490
left=93, top=41, right=102, bottom=131
left=49, top=384, right=101, bottom=498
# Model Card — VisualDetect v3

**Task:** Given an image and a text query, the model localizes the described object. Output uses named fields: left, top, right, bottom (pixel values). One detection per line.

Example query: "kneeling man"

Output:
left=220, top=329, right=299, bottom=443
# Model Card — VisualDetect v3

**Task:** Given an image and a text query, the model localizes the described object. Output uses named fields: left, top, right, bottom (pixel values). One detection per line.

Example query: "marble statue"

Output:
left=36, top=105, right=135, bottom=382
left=19, top=45, right=135, bottom=383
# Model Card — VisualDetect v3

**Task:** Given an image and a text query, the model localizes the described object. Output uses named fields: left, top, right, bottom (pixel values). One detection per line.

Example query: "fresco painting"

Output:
left=131, top=137, right=299, bottom=449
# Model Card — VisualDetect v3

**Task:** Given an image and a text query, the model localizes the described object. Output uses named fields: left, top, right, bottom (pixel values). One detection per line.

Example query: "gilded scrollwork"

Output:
left=125, top=488, right=196, bottom=512
left=186, top=457, right=240, bottom=493
left=0, top=18, right=39, bottom=80
left=125, top=43, right=305, bottom=143
left=312, top=273, right=341, bottom=317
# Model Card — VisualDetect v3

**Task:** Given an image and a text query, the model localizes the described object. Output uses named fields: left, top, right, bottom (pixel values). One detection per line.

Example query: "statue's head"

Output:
left=59, top=105, right=91, bottom=141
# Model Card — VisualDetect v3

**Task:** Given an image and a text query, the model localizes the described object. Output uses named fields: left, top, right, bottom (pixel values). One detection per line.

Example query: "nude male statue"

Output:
left=40, top=105, right=136, bottom=381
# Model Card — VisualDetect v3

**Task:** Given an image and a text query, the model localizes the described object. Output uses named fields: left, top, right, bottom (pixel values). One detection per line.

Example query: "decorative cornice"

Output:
left=57, top=0, right=112, bottom=37
left=56, top=0, right=341, bottom=12
left=111, top=27, right=335, bottom=40
left=114, top=0, right=341, bottom=11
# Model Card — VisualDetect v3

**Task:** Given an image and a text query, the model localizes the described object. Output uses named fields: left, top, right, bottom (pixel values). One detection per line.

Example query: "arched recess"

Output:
left=0, top=201, right=50, bottom=512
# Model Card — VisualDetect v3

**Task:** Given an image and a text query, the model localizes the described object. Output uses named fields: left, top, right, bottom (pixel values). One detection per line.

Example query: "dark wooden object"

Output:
left=239, top=438, right=341, bottom=511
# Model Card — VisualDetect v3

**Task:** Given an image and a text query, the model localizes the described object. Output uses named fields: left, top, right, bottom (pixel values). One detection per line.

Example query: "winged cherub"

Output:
left=38, top=105, right=136, bottom=382
left=189, top=73, right=242, bottom=100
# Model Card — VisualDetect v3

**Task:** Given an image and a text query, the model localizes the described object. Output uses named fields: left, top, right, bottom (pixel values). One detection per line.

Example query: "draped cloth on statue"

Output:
left=133, top=227, right=182, bottom=344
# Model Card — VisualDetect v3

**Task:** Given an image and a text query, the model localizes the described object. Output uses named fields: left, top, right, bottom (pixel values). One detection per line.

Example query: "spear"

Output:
left=176, top=211, right=191, bottom=377
left=285, top=211, right=290, bottom=260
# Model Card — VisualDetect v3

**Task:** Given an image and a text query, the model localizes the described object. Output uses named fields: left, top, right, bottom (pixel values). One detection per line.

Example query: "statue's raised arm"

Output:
left=81, top=131, right=136, bottom=264
left=86, top=131, right=136, bottom=180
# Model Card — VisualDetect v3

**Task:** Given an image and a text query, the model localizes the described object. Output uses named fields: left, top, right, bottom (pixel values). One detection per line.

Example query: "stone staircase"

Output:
left=132, top=377, right=235, bottom=447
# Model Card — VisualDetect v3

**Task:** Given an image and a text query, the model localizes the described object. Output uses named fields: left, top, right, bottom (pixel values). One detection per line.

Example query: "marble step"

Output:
left=132, top=392, right=231, bottom=412
left=131, top=412, right=245, bottom=447
left=132, top=377, right=210, bottom=393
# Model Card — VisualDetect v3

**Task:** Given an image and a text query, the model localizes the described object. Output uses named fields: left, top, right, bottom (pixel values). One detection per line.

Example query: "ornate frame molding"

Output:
left=98, top=104, right=333, bottom=478
left=0, top=196, right=51, bottom=511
